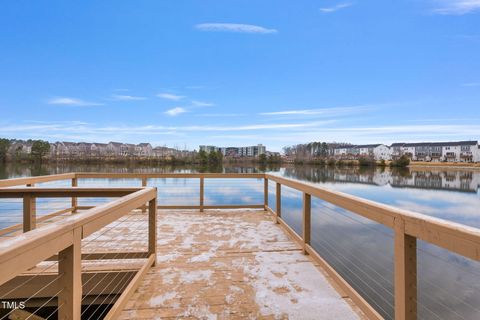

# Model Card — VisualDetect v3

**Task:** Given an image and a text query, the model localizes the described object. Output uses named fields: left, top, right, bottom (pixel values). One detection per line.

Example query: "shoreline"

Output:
left=409, top=161, right=480, bottom=170
left=3, top=159, right=480, bottom=170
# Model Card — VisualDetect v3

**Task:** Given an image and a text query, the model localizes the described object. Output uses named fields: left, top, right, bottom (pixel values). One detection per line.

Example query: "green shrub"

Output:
left=390, top=155, right=410, bottom=167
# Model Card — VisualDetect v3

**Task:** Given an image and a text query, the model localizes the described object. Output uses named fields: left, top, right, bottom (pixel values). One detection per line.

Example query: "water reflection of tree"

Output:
left=391, top=167, right=411, bottom=178
left=1, top=163, right=478, bottom=193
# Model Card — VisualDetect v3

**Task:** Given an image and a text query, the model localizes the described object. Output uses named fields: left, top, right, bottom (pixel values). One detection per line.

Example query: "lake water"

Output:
left=1, top=163, right=479, bottom=319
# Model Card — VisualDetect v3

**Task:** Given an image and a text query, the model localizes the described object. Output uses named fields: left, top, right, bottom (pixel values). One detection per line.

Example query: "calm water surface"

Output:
left=1, top=163, right=479, bottom=319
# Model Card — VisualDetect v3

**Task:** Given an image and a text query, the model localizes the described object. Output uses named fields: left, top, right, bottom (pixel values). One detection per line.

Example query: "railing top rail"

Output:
left=0, top=173, right=266, bottom=188
left=0, top=187, right=156, bottom=285
left=266, top=174, right=480, bottom=261
left=0, top=187, right=144, bottom=198
left=74, top=172, right=265, bottom=179
left=1, top=172, right=478, bottom=261
left=0, top=173, right=76, bottom=187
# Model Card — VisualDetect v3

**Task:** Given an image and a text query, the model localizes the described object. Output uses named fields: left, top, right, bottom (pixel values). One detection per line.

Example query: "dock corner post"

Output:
left=23, top=193, right=36, bottom=232
left=264, top=177, right=268, bottom=211
left=394, top=217, right=417, bottom=320
left=58, top=228, right=82, bottom=320
left=302, top=193, right=311, bottom=255
left=71, top=177, right=78, bottom=213
left=141, top=177, right=148, bottom=213
left=275, top=182, right=281, bottom=224
left=200, top=177, right=204, bottom=212
left=148, top=197, right=157, bottom=266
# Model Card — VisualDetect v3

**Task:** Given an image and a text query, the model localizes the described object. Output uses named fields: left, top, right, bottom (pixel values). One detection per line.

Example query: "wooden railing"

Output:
left=0, top=185, right=157, bottom=320
left=74, top=172, right=266, bottom=211
left=1, top=172, right=480, bottom=320
left=264, top=174, right=480, bottom=320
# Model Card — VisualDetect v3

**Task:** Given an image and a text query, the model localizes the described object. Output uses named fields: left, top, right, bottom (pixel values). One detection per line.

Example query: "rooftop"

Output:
left=392, top=141, right=478, bottom=147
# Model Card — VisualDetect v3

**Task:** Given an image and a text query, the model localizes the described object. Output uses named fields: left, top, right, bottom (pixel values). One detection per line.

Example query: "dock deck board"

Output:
left=118, top=209, right=362, bottom=320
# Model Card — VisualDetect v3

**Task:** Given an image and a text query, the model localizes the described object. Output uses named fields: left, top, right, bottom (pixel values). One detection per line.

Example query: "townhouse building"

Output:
left=152, top=146, right=175, bottom=158
left=391, top=141, right=479, bottom=162
left=334, top=144, right=391, bottom=161
left=7, top=140, right=32, bottom=158
left=135, top=143, right=153, bottom=157
left=90, top=143, right=108, bottom=157
left=107, top=142, right=123, bottom=156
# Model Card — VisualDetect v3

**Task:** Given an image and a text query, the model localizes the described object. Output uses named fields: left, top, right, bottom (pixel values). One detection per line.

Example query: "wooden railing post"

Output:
left=200, top=177, right=204, bottom=212
left=302, top=193, right=311, bottom=255
left=394, top=217, right=417, bottom=320
left=71, top=177, right=78, bottom=213
left=275, top=182, right=281, bottom=223
left=23, top=192, right=36, bottom=232
left=58, top=228, right=82, bottom=320
left=148, top=197, right=157, bottom=266
left=264, top=177, right=268, bottom=211
left=141, top=178, right=147, bottom=213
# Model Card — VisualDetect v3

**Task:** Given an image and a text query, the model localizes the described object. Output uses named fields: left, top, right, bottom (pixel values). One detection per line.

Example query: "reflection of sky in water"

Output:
left=317, top=182, right=480, bottom=229
left=0, top=178, right=265, bottom=229
left=275, top=172, right=480, bottom=320
left=1, top=167, right=480, bottom=319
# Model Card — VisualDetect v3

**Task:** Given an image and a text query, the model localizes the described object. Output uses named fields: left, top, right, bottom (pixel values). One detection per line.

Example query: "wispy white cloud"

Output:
left=2, top=120, right=479, bottom=152
left=319, top=124, right=480, bottom=135
left=432, top=0, right=480, bottom=15
left=186, top=121, right=333, bottom=131
left=409, top=117, right=480, bottom=122
left=157, top=93, right=185, bottom=101
left=260, top=106, right=372, bottom=117
left=195, top=23, right=277, bottom=34
left=47, top=97, right=104, bottom=106
left=165, top=107, right=187, bottom=116
left=111, top=94, right=146, bottom=101
left=191, top=100, right=215, bottom=107
left=319, top=2, right=353, bottom=13
left=0, top=120, right=331, bottom=135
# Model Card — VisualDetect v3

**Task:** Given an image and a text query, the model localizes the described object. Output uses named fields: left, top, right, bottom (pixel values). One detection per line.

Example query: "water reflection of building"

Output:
left=282, top=167, right=480, bottom=193
left=391, top=170, right=480, bottom=192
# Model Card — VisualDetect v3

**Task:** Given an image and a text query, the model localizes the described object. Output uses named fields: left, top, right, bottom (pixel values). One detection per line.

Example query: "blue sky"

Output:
left=0, top=0, right=479, bottom=151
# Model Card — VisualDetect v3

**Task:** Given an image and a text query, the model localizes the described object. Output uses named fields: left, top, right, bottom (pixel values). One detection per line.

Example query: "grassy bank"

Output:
left=409, top=161, right=480, bottom=169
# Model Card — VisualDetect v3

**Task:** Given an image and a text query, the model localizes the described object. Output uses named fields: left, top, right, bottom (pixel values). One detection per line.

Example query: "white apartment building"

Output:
left=392, top=141, right=479, bottom=162
left=334, top=144, right=391, bottom=161
left=200, top=144, right=266, bottom=157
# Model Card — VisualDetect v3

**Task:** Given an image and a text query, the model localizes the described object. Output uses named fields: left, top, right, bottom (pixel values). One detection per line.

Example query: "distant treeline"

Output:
left=293, top=156, right=410, bottom=168
left=0, top=138, right=50, bottom=163
left=283, top=141, right=352, bottom=159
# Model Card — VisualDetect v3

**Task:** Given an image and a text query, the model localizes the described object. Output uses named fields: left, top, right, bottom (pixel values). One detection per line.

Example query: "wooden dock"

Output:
left=1, top=172, right=480, bottom=320
left=117, top=209, right=361, bottom=319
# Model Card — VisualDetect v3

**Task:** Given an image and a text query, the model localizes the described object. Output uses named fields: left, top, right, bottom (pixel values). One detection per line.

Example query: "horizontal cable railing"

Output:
left=264, top=173, right=480, bottom=320
left=0, top=186, right=157, bottom=320
left=0, top=172, right=479, bottom=320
